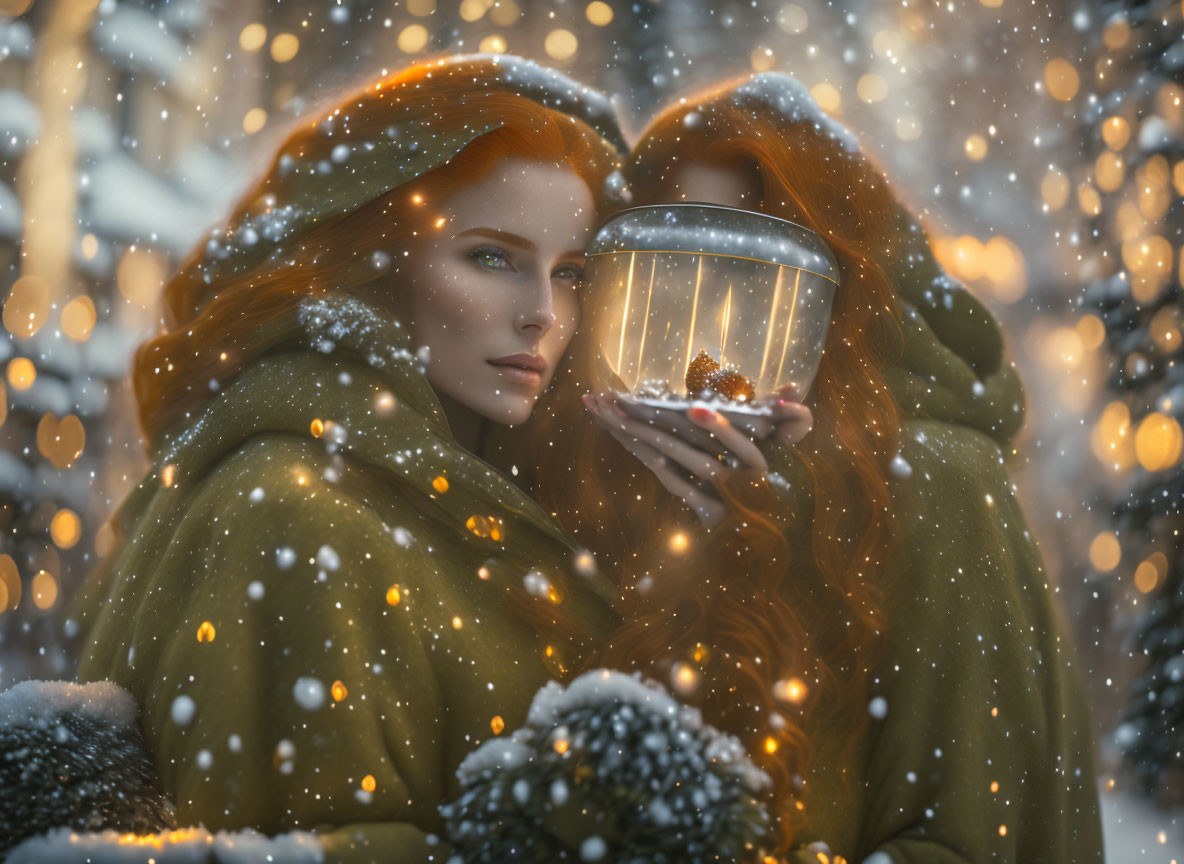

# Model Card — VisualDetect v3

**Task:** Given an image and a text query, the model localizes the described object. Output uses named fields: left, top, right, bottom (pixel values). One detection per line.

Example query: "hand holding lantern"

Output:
left=581, top=204, right=837, bottom=525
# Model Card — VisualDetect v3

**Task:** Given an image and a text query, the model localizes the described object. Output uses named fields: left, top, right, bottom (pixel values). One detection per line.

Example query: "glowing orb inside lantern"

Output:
left=586, top=204, right=838, bottom=408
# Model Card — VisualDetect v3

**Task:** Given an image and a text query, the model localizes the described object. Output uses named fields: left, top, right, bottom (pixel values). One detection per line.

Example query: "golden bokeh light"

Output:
left=1095, top=151, right=1125, bottom=193
left=1041, top=169, right=1070, bottom=210
left=544, top=28, right=578, bottom=60
left=668, top=531, right=689, bottom=554
left=50, top=508, right=81, bottom=549
left=270, top=33, right=300, bottom=63
left=61, top=295, right=96, bottom=342
left=479, top=34, right=507, bottom=53
left=80, top=233, right=99, bottom=260
left=1044, top=58, right=1080, bottom=102
left=1134, top=560, right=1159, bottom=594
left=117, top=248, right=169, bottom=306
left=773, top=677, right=808, bottom=704
left=331, top=680, right=348, bottom=702
left=1173, top=160, right=1184, bottom=195
left=964, top=134, right=988, bottom=162
left=0, top=555, right=20, bottom=613
left=776, top=3, right=808, bottom=34
left=397, top=24, right=430, bottom=53
left=856, top=74, right=888, bottom=104
left=1075, top=314, right=1105, bottom=350
left=811, top=82, right=840, bottom=114
left=489, top=0, right=520, bottom=25
left=750, top=46, right=775, bottom=73
left=1102, top=116, right=1130, bottom=150
left=386, top=584, right=402, bottom=606
left=1150, top=306, right=1180, bottom=353
left=1102, top=17, right=1130, bottom=50
left=585, top=0, right=613, bottom=25
left=361, top=774, right=377, bottom=792
left=196, top=620, right=216, bottom=642
left=763, top=735, right=779, bottom=754
left=36, top=413, right=85, bottom=469
left=7, top=357, right=36, bottom=391
left=1077, top=183, right=1101, bottom=216
left=1135, top=412, right=1183, bottom=471
left=432, top=475, right=449, bottom=493
left=459, top=0, right=487, bottom=22
left=242, top=108, right=268, bottom=135
left=490, top=715, right=505, bottom=734
left=239, top=23, right=268, bottom=52
left=32, top=571, right=57, bottom=610
left=1091, top=401, right=1135, bottom=470
left=3, top=275, right=51, bottom=339
left=1088, top=532, right=1122, bottom=572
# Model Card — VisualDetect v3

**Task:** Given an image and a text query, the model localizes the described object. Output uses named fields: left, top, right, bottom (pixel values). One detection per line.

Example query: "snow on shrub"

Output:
left=441, top=669, right=772, bottom=863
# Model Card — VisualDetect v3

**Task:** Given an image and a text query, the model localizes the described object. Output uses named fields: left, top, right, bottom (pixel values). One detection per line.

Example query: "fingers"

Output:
left=588, top=396, right=724, bottom=482
left=686, top=406, right=768, bottom=471
left=601, top=427, right=725, bottom=525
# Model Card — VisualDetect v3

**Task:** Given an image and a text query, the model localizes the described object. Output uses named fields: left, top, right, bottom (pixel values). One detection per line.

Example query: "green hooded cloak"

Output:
left=736, top=79, right=1104, bottom=860
left=72, top=56, right=624, bottom=864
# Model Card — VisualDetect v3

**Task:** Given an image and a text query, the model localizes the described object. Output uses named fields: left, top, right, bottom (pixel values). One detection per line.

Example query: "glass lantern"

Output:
left=585, top=204, right=840, bottom=411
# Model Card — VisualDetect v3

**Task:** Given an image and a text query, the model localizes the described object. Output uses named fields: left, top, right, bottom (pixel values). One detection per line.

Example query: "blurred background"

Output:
left=0, top=0, right=1181, bottom=856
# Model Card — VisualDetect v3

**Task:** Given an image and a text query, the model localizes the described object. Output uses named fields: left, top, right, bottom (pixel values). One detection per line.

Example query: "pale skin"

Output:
left=394, top=157, right=595, bottom=452
left=584, top=159, right=815, bottom=526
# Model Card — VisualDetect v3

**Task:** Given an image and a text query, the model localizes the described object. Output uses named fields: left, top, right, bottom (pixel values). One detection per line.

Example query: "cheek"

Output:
left=411, top=263, right=502, bottom=337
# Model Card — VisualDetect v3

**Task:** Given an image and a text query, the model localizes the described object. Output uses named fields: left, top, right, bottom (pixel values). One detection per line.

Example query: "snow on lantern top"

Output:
left=586, top=203, right=839, bottom=402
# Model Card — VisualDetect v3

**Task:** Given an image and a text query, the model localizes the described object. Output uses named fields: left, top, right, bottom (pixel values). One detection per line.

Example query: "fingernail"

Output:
left=688, top=406, right=716, bottom=423
left=581, top=393, right=596, bottom=411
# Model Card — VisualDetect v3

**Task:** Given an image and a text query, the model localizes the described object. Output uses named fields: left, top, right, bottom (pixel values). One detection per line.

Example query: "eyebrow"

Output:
left=453, top=227, right=538, bottom=254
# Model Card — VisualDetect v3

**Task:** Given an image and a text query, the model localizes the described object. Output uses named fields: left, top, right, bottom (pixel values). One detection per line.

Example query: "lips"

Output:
left=487, top=353, right=546, bottom=386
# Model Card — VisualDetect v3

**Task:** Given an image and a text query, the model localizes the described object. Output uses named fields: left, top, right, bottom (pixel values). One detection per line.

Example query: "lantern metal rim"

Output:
left=587, top=202, right=840, bottom=284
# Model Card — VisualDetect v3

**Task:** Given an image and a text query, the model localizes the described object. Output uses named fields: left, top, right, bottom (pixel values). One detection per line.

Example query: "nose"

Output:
left=514, top=271, right=557, bottom=337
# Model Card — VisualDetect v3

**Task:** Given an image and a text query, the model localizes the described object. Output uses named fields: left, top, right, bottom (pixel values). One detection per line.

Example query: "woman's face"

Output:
left=401, top=157, right=596, bottom=426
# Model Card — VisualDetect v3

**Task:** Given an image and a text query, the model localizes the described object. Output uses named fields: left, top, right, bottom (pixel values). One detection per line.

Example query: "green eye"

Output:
left=553, top=264, right=585, bottom=283
left=469, top=245, right=514, bottom=271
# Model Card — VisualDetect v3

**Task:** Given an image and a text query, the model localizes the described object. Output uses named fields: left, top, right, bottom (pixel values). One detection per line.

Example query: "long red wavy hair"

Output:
left=133, top=57, right=619, bottom=449
left=128, top=56, right=621, bottom=657
left=513, top=78, right=910, bottom=850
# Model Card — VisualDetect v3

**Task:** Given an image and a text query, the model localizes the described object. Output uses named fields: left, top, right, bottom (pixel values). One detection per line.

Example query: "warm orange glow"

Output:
left=361, top=774, right=377, bottom=792
left=162, top=464, right=177, bottom=487
left=3, top=275, right=51, bottom=338
left=331, top=680, right=348, bottom=702
left=811, top=82, right=841, bottom=114
left=50, top=508, right=81, bottom=549
left=1091, top=401, right=1135, bottom=470
left=31, top=570, right=57, bottom=610
left=1096, top=152, right=1125, bottom=193
left=1075, top=314, right=1105, bottom=350
left=397, top=24, right=429, bottom=53
left=990, top=781, right=1000, bottom=793
left=1102, top=116, right=1130, bottom=150
left=764, top=736, right=779, bottom=754
left=668, top=532, right=690, bottom=554
left=270, top=33, right=300, bottom=63
left=553, top=738, right=570, bottom=754
left=1135, top=412, right=1183, bottom=471
left=239, top=23, right=267, bottom=51
left=37, top=413, right=85, bottom=469
left=773, top=676, right=809, bottom=705
left=998, top=825, right=1007, bottom=837
left=490, top=715, right=505, bottom=735
left=451, top=616, right=463, bottom=629
left=196, top=621, right=216, bottom=642
left=310, top=418, right=324, bottom=437
left=1089, top=532, right=1122, bottom=572
left=544, top=28, right=578, bottom=61
left=386, top=584, right=401, bottom=605
left=1134, top=561, right=1160, bottom=594
left=1041, top=169, right=1070, bottom=210
left=585, top=1, right=613, bottom=25
left=964, top=134, right=988, bottom=161
left=7, top=357, right=35, bottom=391
left=62, top=295, right=96, bottom=342
left=1045, top=58, right=1080, bottom=101
left=432, top=475, right=449, bottom=493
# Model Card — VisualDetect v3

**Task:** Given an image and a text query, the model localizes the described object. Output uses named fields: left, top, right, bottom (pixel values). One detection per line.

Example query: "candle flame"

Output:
left=683, top=256, right=704, bottom=383
left=615, top=252, right=636, bottom=378
left=774, top=269, right=803, bottom=387
left=758, top=267, right=785, bottom=388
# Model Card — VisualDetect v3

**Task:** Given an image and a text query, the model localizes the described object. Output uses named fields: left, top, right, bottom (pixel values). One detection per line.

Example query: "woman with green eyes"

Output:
left=71, top=56, right=625, bottom=862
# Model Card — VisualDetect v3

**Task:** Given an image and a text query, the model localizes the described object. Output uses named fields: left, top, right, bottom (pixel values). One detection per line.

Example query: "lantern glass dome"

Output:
left=585, top=204, right=839, bottom=403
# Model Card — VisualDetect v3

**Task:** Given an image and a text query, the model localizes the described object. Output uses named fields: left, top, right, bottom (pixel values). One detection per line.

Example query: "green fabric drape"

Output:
left=73, top=296, right=619, bottom=863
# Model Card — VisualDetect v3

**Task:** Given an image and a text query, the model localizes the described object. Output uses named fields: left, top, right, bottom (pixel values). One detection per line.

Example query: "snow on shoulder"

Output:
left=5, top=826, right=324, bottom=864
left=732, top=73, right=861, bottom=153
left=0, top=679, right=138, bottom=730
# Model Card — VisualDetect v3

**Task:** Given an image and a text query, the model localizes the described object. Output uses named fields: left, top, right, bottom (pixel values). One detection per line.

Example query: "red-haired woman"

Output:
left=519, top=74, right=1104, bottom=862
left=71, top=56, right=625, bottom=862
